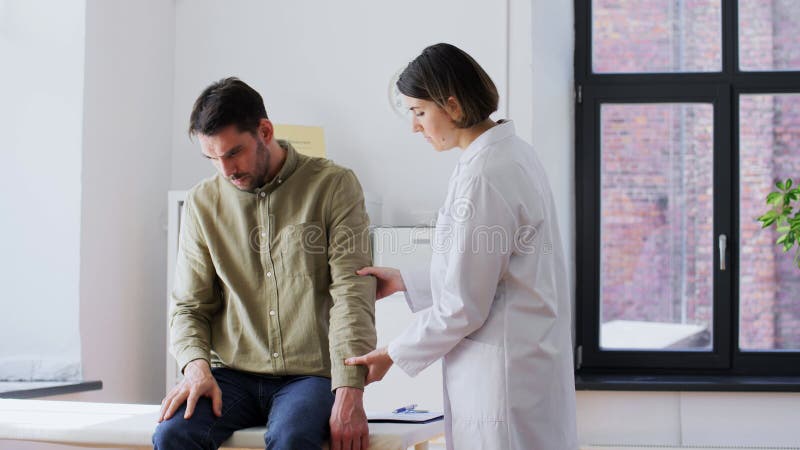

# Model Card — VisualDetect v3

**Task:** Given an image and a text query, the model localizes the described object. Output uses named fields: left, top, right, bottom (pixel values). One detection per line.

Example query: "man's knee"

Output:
left=264, top=409, right=329, bottom=450
left=265, top=426, right=324, bottom=450
left=153, top=416, right=209, bottom=450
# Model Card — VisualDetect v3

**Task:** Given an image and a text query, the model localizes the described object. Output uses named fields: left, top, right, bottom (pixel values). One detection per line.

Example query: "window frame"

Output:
left=575, top=0, right=800, bottom=377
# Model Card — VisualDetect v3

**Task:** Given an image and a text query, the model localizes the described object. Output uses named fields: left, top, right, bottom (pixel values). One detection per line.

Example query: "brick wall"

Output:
left=596, top=0, right=799, bottom=350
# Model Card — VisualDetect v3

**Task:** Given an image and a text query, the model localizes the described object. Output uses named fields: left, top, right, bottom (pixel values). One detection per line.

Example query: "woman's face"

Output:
left=402, top=95, right=459, bottom=151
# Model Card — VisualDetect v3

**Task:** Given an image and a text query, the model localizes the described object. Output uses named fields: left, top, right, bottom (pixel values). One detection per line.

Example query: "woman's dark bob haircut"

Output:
left=397, top=43, right=499, bottom=128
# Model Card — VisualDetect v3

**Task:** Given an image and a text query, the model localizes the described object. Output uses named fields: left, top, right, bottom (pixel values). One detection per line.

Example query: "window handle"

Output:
left=719, top=234, right=727, bottom=271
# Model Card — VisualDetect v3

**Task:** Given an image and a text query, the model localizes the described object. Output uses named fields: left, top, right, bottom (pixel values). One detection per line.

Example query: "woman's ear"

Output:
left=444, top=96, right=464, bottom=122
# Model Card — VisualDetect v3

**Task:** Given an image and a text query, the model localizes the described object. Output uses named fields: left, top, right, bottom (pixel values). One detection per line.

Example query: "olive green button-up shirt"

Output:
left=169, top=142, right=376, bottom=390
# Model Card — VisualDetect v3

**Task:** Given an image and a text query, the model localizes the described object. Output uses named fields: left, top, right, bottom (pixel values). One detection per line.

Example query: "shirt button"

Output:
left=266, top=271, right=272, bottom=277
left=261, top=232, right=266, bottom=237
left=269, top=310, right=276, bottom=316
left=277, top=179, right=282, bottom=184
left=272, top=352, right=279, bottom=358
left=260, top=192, right=266, bottom=197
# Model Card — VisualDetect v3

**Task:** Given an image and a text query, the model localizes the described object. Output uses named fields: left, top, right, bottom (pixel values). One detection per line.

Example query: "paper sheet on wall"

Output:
left=273, top=124, right=325, bottom=158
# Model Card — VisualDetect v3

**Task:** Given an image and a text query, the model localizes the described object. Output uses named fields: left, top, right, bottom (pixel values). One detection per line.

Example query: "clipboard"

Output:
left=367, top=410, right=444, bottom=424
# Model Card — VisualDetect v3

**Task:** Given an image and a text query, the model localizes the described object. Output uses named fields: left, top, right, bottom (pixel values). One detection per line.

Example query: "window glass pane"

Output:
left=592, top=0, right=722, bottom=73
left=600, top=103, right=714, bottom=351
left=739, top=1, right=800, bottom=71
left=739, top=93, right=800, bottom=351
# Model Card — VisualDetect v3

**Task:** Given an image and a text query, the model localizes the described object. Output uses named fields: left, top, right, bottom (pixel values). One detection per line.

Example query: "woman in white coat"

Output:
left=345, top=43, right=578, bottom=450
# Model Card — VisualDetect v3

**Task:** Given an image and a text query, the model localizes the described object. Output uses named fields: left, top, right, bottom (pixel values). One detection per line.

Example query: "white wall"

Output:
left=1, top=0, right=174, bottom=447
left=531, top=0, right=576, bottom=273
left=0, top=0, right=85, bottom=381
left=170, top=0, right=519, bottom=227
left=578, top=391, right=800, bottom=447
left=75, top=0, right=174, bottom=404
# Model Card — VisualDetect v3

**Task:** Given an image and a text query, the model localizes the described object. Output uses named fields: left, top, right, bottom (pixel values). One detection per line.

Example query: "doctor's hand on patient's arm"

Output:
left=345, top=347, right=393, bottom=385
left=356, top=266, right=405, bottom=300
left=158, top=359, right=222, bottom=422
left=330, top=386, right=370, bottom=450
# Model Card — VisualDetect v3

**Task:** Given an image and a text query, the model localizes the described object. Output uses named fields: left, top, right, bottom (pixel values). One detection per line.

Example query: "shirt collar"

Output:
left=458, top=119, right=515, bottom=165
left=269, top=140, right=298, bottom=186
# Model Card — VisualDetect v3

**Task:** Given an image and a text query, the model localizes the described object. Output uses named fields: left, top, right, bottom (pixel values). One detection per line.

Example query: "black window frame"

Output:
left=575, top=0, right=800, bottom=378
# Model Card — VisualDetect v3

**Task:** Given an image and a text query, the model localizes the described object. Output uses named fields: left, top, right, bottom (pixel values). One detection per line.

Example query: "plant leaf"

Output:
left=759, top=214, right=778, bottom=227
left=767, top=192, right=783, bottom=206
left=760, top=210, right=778, bottom=220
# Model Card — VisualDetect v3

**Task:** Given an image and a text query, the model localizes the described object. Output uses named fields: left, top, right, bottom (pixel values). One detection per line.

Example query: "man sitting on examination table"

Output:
left=153, top=77, right=377, bottom=450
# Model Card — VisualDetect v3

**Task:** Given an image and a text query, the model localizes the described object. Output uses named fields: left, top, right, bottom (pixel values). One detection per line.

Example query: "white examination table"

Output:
left=0, top=399, right=443, bottom=449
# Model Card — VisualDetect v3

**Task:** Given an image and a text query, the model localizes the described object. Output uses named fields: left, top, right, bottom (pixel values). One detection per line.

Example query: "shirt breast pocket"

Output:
left=279, top=222, right=327, bottom=277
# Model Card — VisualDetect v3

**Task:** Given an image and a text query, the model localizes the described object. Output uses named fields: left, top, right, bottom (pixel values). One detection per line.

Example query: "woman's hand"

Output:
left=345, top=347, right=394, bottom=385
left=356, top=266, right=405, bottom=300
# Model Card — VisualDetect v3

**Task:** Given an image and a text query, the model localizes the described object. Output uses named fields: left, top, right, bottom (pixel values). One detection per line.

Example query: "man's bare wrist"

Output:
left=184, top=359, right=211, bottom=379
left=335, top=386, right=364, bottom=398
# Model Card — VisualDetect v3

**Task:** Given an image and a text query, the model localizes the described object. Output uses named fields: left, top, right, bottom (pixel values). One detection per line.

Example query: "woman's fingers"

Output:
left=355, top=267, right=373, bottom=276
left=356, top=266, right=383, bottom=277
left=358, top=266, right=399, bottom=299
left=345, top=348, right=392, bottom=386
left=344, top=355, right=369, bottom=366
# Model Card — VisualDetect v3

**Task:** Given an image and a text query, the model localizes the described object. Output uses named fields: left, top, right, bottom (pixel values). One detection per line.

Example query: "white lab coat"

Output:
left=387, top=121, right=578, bottom=450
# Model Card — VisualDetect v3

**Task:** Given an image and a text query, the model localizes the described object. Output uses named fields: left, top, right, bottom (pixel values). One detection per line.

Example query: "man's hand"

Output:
left=344, top=347, right=393, bottom=385
left=158, top=359, right=222, bottom=422
left=329, top=386, right=369, bottom=450
left=355, top=266, right=405, bottom=300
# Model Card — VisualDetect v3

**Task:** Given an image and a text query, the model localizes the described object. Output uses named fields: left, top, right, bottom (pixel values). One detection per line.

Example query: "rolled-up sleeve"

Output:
left=169, top=194, right=221, bottom=373
left=325, top=170, right=377, bottom=390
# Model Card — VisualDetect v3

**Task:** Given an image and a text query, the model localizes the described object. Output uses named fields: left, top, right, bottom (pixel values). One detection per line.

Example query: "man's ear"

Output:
left=444, top=96, right=464, bottom=122
left=258, top=118, right=274, bottom=143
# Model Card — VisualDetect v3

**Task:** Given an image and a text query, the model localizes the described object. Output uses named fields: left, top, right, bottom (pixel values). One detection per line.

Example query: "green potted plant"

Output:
left=758, top=178, right=800, bottom=268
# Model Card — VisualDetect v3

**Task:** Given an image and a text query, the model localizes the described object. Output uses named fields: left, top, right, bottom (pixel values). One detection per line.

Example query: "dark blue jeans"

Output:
left=152, top=368, right=335, bottom=450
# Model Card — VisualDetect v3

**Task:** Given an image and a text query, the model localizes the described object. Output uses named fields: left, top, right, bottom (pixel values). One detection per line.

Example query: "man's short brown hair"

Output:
left=189, top=77, right=268, bottom=137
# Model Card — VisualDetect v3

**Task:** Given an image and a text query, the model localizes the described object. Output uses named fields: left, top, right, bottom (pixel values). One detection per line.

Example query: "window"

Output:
left=576, top=0, right=800, bottom=375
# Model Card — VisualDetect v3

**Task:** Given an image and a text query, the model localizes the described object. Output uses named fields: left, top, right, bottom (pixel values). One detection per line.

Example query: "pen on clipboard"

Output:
left=392, top=403, right=429, bottom=414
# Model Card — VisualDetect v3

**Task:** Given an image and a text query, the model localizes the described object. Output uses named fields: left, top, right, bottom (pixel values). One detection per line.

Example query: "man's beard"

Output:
left=230, top=139, right=270, bottom=192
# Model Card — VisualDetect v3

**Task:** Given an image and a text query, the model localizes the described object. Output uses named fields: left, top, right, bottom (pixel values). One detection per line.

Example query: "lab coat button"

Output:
left=272, top=352, right=279, bottom=358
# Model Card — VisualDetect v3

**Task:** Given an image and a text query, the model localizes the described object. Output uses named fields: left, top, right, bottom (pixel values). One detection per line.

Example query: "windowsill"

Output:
left=575, top=373, right=800, bottom=392
left=0, top=380, right=102, bottom=399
